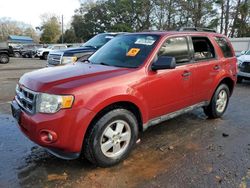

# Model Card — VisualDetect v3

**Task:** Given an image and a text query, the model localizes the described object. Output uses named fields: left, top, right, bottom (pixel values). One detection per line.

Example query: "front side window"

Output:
left=158, top=37, right=190, bottom=64
left=89, top=34, right=160, bottom=68
left=53, top=46, right=60, bottom=50
left=214, top=37, right=234, bottom=58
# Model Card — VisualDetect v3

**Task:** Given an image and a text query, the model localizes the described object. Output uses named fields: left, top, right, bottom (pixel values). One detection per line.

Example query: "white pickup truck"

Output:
left=37, top=44, right=67, bottom=60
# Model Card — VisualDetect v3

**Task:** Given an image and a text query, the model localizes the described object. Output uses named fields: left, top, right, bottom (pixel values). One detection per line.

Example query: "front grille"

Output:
left=240, top=62, right=250, bottom=73
left=16, top=85, right=37, bottom=114
left=48, top=53, right=63, bottom=65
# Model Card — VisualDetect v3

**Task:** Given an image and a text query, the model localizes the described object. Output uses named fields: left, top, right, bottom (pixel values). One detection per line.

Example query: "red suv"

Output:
left=11, top=30, right=237, bottom=167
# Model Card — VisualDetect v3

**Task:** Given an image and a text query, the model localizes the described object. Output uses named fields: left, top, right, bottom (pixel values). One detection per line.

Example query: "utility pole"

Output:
left=61, top=15, right=64, bottom=44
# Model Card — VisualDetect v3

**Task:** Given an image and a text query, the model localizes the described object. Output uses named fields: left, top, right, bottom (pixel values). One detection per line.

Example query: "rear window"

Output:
left=192, top=37, right=215, bottom=61
left=214, top=37, right=234, bottom=58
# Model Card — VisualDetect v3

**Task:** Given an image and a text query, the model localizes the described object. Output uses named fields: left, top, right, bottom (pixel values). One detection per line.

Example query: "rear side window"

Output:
left=158, top=37, right=190, bottom=64
left=214, top=37, right=233, bottom=58
left=192, top=37, right=215, bottom=61
left=53, top=46, right=60, bottom=50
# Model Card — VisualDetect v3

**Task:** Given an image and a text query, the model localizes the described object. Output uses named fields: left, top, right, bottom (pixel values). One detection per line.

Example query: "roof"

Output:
left=125, top=31, right=225, bottom=38
left=8, top=35, right=33, bottom=43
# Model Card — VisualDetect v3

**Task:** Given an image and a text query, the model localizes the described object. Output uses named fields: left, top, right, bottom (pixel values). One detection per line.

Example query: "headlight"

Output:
left=16, top=84, right=20, bottom=92
left=37, top=93, right=74, bottom=113
left=62, top=56, right=77, bottom=64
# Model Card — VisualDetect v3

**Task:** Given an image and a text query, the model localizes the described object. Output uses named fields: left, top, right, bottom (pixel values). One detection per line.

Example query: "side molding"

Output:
left=143, top=101, right=209, bottom=131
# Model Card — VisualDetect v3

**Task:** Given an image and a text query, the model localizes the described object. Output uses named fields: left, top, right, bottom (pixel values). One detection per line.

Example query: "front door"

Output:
left=145, top=36, right=194, bottom=120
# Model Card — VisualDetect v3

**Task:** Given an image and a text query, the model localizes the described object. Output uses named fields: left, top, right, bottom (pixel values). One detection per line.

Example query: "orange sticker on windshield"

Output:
left=126, top=48, right=140, bottom=57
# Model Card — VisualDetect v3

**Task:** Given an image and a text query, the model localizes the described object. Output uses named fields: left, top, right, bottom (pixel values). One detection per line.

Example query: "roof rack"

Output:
left=178, top=27, right=217, bottom=33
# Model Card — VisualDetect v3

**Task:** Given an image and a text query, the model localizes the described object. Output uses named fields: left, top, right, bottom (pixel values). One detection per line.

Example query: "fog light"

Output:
left=40, top=130, right=57, bottom=144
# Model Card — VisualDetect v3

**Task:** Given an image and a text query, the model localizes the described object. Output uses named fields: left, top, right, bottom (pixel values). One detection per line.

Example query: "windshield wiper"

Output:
left=99, top=62, right=112, bottom=66
left=81, top=59, right=91, bottom=63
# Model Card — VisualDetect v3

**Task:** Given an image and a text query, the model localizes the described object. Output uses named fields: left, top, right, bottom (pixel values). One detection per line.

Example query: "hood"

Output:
left=19, top=63, right=132, bottom=93
left=50, top=46, right=96, bottom=56
left=238, top=54, right=250, bottom=62
left=37, top=48, right=47, bottom=51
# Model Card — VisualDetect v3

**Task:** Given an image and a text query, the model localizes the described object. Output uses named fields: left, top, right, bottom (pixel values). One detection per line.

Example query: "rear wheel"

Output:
left=83, top=108, right=138, bottom=167
left=0, top=53, right=9, bottom=64
left=203, top=84, right=230, bottom=118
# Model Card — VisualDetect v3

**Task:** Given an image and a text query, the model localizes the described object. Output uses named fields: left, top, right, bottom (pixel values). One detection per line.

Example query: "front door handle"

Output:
left=182, top=71, right=191, bottom=77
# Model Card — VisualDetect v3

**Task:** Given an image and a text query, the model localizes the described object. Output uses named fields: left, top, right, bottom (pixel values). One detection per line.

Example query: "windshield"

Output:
left=245, top=50, right=250, bottom=55
left=82, top=33, right=116, bottom=49
left=89, top=34, right=160, bottom=68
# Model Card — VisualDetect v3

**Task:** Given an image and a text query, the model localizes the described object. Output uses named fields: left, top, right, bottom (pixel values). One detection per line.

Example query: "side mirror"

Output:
left=151, top=56, right=176, bottom=71
left=241, top=51, right=246, bottom=55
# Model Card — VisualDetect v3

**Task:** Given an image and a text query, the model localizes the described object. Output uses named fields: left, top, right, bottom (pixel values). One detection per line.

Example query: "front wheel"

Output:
left=203, top=84, right=230, bottom=118
left=0, top=54, right=9, bottom=64
left=14, top=52, right=21, bottom=58
left=43, top=53, right=48, bottom=60
left=83, top=108, right=138, bottom=167
left=237, top=76, right=243, bottom=83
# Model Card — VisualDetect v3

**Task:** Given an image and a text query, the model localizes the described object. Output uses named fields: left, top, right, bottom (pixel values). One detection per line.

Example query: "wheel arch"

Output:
left=0, top=52, right=9, bottom=56
left=217, top=77, right=235, bottom=96
left=87, top=101, right=143, bottom=134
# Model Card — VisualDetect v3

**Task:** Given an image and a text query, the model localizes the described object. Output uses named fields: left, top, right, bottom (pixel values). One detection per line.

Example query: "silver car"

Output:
left=237, top=50, right=250, bottom=83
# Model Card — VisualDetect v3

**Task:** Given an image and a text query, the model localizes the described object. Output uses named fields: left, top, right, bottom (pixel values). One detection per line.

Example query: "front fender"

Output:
left=84, top=86, right=149, bottom=124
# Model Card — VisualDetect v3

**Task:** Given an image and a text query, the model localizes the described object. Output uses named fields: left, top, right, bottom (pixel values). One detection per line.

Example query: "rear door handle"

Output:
left=214, top=65, right=220, bottom=70
left=182, top=71, right=191, bottom=77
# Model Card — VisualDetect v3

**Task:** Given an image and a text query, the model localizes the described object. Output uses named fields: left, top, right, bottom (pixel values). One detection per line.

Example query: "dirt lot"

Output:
left=0, top=58, right=250, bottom=188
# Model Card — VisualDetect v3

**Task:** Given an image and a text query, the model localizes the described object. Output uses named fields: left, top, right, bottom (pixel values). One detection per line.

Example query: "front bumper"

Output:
left=11, top=100, right=95, bottom=159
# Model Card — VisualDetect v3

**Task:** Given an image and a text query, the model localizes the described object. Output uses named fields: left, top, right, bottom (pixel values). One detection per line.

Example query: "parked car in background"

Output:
left=12, top=45, right=23, bottom=58
left=21, top=44, right=43, bottom=58
left=0, top=42, right=14, bottom=64
left=237, top=50, right=250, bottom=82
left=12, top=29, right=237, bottom=167
left=37, top=44, right=67, bottom=60
left=47, top=33, right=123, bottom=67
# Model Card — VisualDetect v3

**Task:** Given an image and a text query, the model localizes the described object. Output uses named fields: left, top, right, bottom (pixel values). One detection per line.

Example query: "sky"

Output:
left=0, top=0, right=80, bottom=28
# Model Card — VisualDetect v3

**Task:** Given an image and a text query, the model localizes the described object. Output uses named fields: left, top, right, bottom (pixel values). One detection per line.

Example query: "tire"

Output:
left=203, top=84, right=230, bottom=119
left=14, top=52, right=21, bottom=58
left=43, top=53, right=48, bottom=60
left=83, top=108, right=138, bottom=167
left=0, top=53, right=9, bottom=64
left=237, top=76, right=243, bottom=83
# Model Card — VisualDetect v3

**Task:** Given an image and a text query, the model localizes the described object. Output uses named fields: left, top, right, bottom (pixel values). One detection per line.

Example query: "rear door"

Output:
left=189, top=36, right=221, bottom=103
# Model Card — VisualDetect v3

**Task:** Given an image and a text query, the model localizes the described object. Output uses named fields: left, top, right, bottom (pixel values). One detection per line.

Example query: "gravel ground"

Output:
left=0, top=58, right=249, bottom=188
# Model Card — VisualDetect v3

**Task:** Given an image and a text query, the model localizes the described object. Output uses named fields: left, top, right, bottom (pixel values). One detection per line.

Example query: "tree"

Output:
left=70, top=0, right=250, bottom=39
left=40, top=15, right=61, bottom=43
left=58, top=28, right=78, bottom=43
left=0, top=17, right=39, bottom=42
